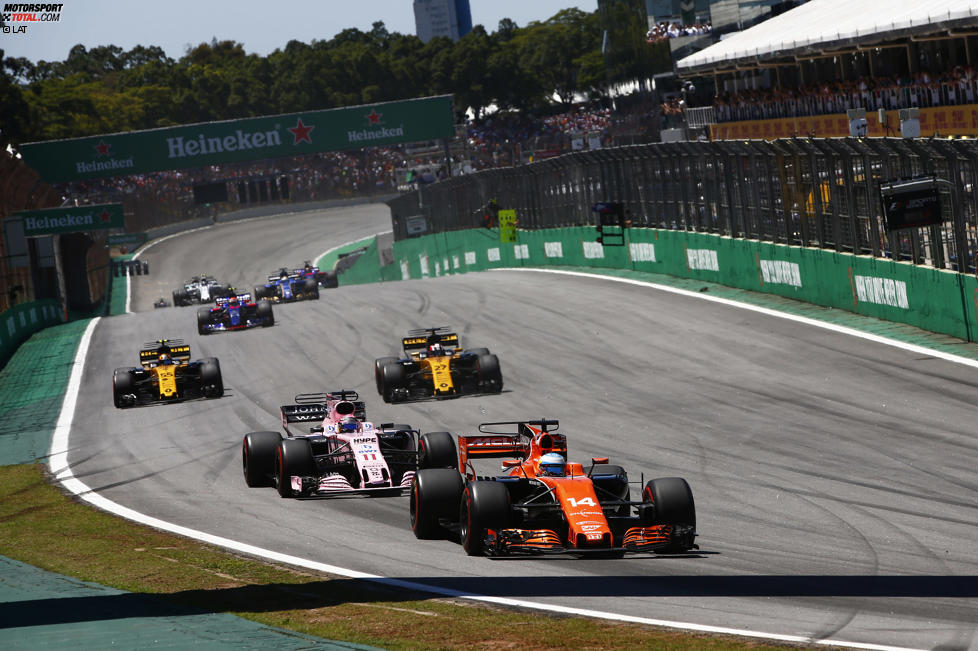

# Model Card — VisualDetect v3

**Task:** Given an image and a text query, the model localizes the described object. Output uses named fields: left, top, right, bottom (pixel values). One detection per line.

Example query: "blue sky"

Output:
left=2, top=1, right=594, bottom=63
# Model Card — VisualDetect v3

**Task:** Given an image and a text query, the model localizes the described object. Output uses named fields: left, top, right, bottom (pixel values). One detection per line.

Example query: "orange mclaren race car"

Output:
left=410, top=419, right=697, bottom=557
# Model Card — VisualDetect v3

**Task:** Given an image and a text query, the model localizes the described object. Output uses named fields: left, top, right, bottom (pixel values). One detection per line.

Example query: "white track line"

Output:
left=493, top=268, right=978, bottom=369
left=49, top=271, right=929, bottom=651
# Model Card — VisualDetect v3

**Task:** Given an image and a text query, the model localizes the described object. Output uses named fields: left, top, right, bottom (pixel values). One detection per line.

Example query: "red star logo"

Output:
left=366, top=109, right=382, bottom=125
left=288, top=118, right=315, bottom=145
left=99, top=209, right=112, bottom=222
left=94, top=139, right=111, bottom=156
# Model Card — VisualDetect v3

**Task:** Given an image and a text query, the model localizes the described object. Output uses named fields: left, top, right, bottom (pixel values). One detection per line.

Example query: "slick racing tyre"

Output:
left=112, top=368, right=135, bottom=408
left=642, top=477, right=696, bottom=554
left=303, top=278, right=319, bottom=299
left=197, top=307, right=212, bottom=335
left=418, top=431, right=457, bottom=469
left=460, top=480, right=511, bottom=556
left=276, top=438, right=316, bottom=498
left=199, top=357, right=224, bottom=397
left=477, top=353, right=503, bottom=393
left=380, top=362, right=406, bottom=403
left=410, top=468, right=463, bottom=539
left=257, top=300, right=274, bottom=326
left=374, top=357, right=397, bottom=394
left=322, top=270, right=338, bottom=288
left=242, top=431, right=281, bottom=487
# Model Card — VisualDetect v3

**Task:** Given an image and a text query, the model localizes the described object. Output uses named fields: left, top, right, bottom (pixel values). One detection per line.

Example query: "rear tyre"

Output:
left=418, top=431, right=457, bottom=469
left=381, top=362, right=406, bottom=403
left=410, top=468, right=463, bottom=539
left=467, top=347, right=490, bottom=356
left=276, top=438, right=316, bottom=498
left=173, top=288, right=190, bottom=306
left=460, top=480, right=511, bottom=556
left=112, top=368, right=134, bottom=408
left=197, top=307, right=211, bottom=335
left=257, top=300, right=274, bottom=326
left=323, top=270, right=338, bottom=288
left=477, top=353, right=503, bottom=393
left=374, top=357, right=397, bottom=394
left=242, top=431, right=281, bottom=487
left=198, top=357, right=224, bottom=397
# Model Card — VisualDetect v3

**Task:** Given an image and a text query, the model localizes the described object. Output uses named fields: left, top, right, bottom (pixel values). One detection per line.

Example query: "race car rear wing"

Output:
left=280, top=390, right=367, bottom=428
left=402, top=330, right=460, bottom=352
left=139, top=340, right=191, bottom=367
left=460, top=420, right=567, bottom=470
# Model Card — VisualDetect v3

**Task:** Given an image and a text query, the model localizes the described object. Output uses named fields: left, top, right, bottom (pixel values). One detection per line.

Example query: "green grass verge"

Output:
left=0, top=464, right=822, bottom=651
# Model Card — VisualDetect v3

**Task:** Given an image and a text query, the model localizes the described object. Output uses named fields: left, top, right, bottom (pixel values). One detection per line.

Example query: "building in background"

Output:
left=413, top=0, right=473, bottom=43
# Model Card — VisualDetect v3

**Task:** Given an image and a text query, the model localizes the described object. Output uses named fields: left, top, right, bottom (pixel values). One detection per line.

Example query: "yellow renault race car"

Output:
left=112, top=339, right=224, bottom=408
left=374, top=327, right=503, bottom=403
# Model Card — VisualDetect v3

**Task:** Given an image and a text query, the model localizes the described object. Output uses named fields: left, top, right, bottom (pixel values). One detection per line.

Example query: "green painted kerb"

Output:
left=0, top=319, right=89, bottom=465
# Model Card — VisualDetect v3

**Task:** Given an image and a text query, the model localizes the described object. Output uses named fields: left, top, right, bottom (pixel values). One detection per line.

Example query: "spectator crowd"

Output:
left=646, top=21, right=712, bottom=44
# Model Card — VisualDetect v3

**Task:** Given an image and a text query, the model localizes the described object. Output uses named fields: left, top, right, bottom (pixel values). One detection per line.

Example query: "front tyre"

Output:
left=276, top=438, right=316, bottom=498
left=198, top=357, right=223, bottom=398
left=410, top=468, right=463, bottom=539
left=375, top=357, right=398, bottom=394
left=460, top=480, right=511, bottom=556
left=242, top=431, right=281, bottom=487
left=257, top=300, right=274, bottom=327
left=112, top=368, right=134, bottom=408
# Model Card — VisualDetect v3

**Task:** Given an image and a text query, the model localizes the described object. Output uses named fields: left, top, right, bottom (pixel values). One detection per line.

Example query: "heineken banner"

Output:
left=15, top=203, right=125, bottom=236
left=20, top=95, right=456, bottom=183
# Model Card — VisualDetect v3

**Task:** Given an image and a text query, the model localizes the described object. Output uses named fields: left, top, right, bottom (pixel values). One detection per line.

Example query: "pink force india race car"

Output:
left=241, top=389, right=458, bottom=498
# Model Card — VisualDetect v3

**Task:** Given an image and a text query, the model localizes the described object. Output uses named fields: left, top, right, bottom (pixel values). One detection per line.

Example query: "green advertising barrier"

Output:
left=371, top=226, right=978, bottom=342
left=21, top=96, right=455, bottom=183
left=0, top=300, right=65, bottom=368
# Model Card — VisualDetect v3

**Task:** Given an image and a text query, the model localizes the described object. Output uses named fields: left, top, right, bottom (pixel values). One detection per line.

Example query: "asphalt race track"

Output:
left=68, top=203, right=978, bottom=650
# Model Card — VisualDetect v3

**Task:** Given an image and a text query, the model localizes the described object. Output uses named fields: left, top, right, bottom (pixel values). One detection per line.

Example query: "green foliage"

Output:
left=3, top=6, right=654, bottom=145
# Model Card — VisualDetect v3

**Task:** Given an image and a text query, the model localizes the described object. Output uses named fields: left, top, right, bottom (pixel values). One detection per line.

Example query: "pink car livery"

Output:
left=241, top=389, right=457, bottom=498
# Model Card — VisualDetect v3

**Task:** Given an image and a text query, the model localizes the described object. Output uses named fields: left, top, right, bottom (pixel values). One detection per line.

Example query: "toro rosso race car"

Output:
left=197, top=292, right=274, bottom=334
left=296, top=261, right=338, bottom=289
left=172, top=274, right=231, bottom=306
left=375, top=327, right=503, bottom=403
left=253, top=267, right=320, bottom=302
left=241, top=389, right=458, bottom=498
left=112, top=339, right=224, bottom=408
left=410, top=419, right=698, bottom=557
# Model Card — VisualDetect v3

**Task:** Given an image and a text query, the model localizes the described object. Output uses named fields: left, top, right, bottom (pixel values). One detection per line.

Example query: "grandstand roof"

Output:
left=677, top=0, right=978, bottom=75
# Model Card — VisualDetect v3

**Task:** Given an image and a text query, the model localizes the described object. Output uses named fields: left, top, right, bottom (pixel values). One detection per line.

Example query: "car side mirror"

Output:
left=591, top=457, right=609, bottom=465
left=309, top=426, right=324, bottom=433
left=502, top=460, right=520, bottom=469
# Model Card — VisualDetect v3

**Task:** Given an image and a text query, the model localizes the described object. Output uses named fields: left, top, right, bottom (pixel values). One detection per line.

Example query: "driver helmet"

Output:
left=339, top=416, right=359, bottom=432
left=427, top=343, right=444, bottom=356
left=227, top=295, right=240, bottom=307
left=157, top=353, right=172, bottom=365
left=539, top=452, right=566, bottom=477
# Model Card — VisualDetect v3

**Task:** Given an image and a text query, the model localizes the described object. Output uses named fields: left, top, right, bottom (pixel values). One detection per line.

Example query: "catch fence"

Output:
left=388, top=137, right=978, bottom=274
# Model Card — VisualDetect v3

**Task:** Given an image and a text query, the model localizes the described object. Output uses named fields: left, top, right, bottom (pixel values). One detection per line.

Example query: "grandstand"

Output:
left=674, top=0, right=978, bottom=139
